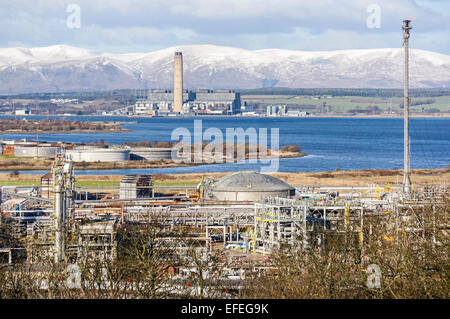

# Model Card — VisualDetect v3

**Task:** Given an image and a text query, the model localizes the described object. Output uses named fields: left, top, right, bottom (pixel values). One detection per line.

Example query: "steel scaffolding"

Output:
left=254, top=197, right=364, bottom=254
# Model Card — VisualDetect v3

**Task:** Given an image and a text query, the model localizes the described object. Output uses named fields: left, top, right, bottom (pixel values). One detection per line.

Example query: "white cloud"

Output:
left=0, top=0, right=448, bottom=54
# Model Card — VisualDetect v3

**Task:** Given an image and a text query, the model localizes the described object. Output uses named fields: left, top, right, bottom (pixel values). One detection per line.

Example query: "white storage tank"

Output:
left=130, top=148, right=175, bottom=161
left=210, top=171, right=295, bottom=202
left=14, top=145, right=59, bottom=157
left=65, top=148, right=130, bottom=162
left=72, top=145, right=109, bottom=150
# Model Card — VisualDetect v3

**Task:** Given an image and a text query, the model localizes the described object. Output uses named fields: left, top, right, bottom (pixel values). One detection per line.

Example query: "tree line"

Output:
left=0, top=119, right=124, bottom=132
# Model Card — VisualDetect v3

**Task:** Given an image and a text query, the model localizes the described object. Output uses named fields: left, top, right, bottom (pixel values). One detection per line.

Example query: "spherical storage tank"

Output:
left=14, top=146, right=59, bottom=157
left=210, top=171, right=295, bottom=201
left=65, top=148, right=129, bottom=162
left=130, top=148, right=175, bottom=161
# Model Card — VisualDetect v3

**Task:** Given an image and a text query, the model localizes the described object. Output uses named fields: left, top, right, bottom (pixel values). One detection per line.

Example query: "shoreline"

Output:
left=3, top=114, right=449, bottom=119
left=0, top=129, right=131, bottom=134
left=0, top=151, right=305, bottom=171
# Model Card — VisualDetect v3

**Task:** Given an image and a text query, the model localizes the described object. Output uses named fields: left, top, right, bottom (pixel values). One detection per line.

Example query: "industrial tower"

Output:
left=173, top=52, right=183, bottom=113
left=402, top=20, right=412, bottom=194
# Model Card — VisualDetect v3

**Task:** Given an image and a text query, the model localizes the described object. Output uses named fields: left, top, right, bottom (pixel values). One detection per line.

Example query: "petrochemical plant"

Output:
left=0, top=20, right=448, bottom=298
left=0, top=148, right=447, bottom=269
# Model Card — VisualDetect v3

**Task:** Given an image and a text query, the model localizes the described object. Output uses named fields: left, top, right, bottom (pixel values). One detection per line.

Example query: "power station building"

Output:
left=133, top=51, right=241, bottom=116
left=134, top=89, right=241, bottom=116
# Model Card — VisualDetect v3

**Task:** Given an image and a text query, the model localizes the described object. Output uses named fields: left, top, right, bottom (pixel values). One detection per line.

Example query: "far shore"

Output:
left=0, top=151, right=305, bottom=171
left=4, top=113, right=449, bottom=119
left=0, top=129, right=131, bottom=134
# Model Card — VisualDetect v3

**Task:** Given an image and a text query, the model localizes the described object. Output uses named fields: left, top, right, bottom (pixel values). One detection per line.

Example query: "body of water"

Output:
left=1, top=116, right=448, bottom=174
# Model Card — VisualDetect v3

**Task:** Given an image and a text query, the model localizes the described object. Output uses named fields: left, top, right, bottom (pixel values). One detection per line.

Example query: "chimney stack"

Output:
left=173, top=52, right=183, bottom=113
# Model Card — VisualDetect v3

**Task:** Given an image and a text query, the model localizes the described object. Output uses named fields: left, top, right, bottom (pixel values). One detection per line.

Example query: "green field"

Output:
left=242, top=95, right=450, bottom=113
left=0, top=180, right=40, bottom=186
left=75, top=180, right=119, bottom=187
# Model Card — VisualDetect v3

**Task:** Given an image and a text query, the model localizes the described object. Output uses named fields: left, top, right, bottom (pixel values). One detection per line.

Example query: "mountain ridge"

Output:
left=0, top=44, right=449, bottom=94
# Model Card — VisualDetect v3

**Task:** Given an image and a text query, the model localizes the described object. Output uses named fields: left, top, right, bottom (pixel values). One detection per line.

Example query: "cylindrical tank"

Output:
left=65, top=149, right=129, bottom=162
left=72, top=145, right=108, bottom=150
left=210, top=171, right=295, bottom=202
left=130, top=148, right=174, bottom=161
left=14, top=146, right=59, bottom=157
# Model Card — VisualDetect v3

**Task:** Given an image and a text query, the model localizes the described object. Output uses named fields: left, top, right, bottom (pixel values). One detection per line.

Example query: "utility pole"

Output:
left=402, top=19, right=412, bottom=195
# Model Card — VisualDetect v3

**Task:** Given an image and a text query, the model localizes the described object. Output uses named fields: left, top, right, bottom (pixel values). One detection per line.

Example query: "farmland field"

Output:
left=242, top=94, right=450, bottom=113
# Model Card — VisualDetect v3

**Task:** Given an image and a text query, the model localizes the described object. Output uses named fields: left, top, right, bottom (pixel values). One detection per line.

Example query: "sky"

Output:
left=1, top=0, right=450, bottom=54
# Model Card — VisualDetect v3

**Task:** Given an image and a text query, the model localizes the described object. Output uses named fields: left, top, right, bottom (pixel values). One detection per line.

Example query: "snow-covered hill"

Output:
left=0, top=44, right=449, bottom=94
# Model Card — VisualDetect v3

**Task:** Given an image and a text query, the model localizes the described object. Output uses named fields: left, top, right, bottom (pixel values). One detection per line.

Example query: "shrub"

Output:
left=281, top=145, right=302, bottom=153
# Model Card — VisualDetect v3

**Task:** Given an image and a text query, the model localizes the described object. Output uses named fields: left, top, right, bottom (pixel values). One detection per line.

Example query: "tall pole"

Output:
left=54, top=177, right=65, bottom=263
left=402, top=19, right=412, bottom=195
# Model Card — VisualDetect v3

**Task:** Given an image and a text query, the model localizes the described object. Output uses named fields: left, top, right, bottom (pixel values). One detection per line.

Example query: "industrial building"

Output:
left=14, top=109, right=31, bottom=115
left=185, top=89, right=241, bottom=115
left=0, top=139, right=65, bottom=157
left=133, top=51, right=241, bottom=116
left=266, top=105, right=286, bottom=116
left=119, top=174, right=153, bottom=199
left=265, top=105, right=308, bottom=117
left=134, top=89, right=241, bottom=116
left=134, top=90, right=194, bottom=116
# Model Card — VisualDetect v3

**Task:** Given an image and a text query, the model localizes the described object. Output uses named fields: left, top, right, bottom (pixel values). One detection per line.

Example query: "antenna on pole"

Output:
left=402, top=19, right=412, bottom=195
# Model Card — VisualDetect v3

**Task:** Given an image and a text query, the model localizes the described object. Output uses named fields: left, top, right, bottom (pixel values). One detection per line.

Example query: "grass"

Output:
left=0, top=177, right=197, bottom=187
left=0, top=169, right=447, bottom=188
left=153, top=181, right=198, bottom=186
left=241, top=95, right=450, bottom=113
left=0, top=179, right=40, bottom=186
left=75, top=180, right=120, bottom=187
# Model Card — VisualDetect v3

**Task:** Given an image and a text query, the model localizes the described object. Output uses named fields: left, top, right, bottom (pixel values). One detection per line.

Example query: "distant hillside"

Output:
left=0, top=44, right=449, bottom=94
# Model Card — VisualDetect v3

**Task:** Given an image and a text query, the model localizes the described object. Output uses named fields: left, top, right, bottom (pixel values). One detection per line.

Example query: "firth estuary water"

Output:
left=1, top=116, right=449, bottom=175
